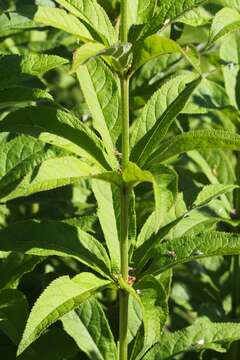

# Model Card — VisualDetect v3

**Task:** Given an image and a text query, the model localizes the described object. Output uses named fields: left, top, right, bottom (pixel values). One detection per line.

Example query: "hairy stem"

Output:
left=119, top=1, right=129, bottom=359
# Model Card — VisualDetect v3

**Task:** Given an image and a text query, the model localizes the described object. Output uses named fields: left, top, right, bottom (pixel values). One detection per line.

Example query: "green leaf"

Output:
left=144, top=231, right=240, bottom=276
left=131, top=77, right=201, bottom=166
left=77, top=58, right=121, bottom=165
left=0, top=54, right=68, bottom=90
left=92, top=180, right=120, bottom=272
left=0, top=289, right=28, bottom=345
left=178, top=7, right=212, bottom=27
left=132, top=0, right=207, bottom=41
left=142, top=318, right=240, bottom=359
left=0, top=87, right=53, bottom=109
left=132, top=35, right=201, bottom=73
left=0, top=106, right=111, bottom=170
left=192, top=184, right=238, bottom=209
left=55, top=0, right=117, bottom=45
left=0, top=220, right=111, bottom=277
left=72, top=42, right=106, bottom=71
left=17, top=272, right=112, bottom=356
left=127, top=0, right=157, bottom=29
left=0, top=253, right=43, bottom=290
left=0, top=11, right=38, bottom=38
left=62, top=297, right=117, bottom=360
left=21, top=5, right=93, bottom=41
left=209, top=7, right=240, bottom=43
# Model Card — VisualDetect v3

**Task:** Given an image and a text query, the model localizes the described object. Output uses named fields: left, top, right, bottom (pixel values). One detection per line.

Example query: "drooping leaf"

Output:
left=147, top=130, right=240, bottom=166
left=0, top=54, right=68, bottom=90
left=55, top=0, right=117, bottom=45
left=192, top=184, right=238, bottom=209
left=0, top=87, right=53, bottom=109
left=92, top=179, right=120, bottom=272
left=0, top=106, right=111, bottom=170
left=209, top=7, right=240, bottom=43
left=0, top=11, right=38, bottom=38
left=17, top=273, right=112, bottom=355
left=0, top=220, right=111, bottom=277
left=142, top=318, right=240, bottom=359
left=131, top=77, right=201, bottom=166
left=62, top=297, right=117, bottom=360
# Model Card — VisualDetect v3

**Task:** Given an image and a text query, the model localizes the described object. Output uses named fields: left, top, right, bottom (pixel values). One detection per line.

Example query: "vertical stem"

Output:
left=119, top=2, right=129, bottom=359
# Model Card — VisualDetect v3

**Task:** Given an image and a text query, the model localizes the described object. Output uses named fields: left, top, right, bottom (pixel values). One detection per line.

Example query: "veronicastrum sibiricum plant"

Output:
left=3, top=0, right=240, bottom=359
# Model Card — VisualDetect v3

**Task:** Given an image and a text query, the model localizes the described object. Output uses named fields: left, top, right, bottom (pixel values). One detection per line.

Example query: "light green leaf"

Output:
left=147, top=130, right=240, bottom=166
left=22, top=5, right=93, bottom=41
left=193, top=184, right=238, bottom=209
left=77, top=58, right=120, bottom=166
left=0, top=87, right=53, bottom=109
left=0, top=289, right=28, bottom=345
left=72, top=43, right=106, bottom=71
left=0, top=11, right=38, bottom=38
left=178, top=7, right=212, bottom=27
left=92, top=180, right=120, bottom=272
left=209, top=7, right=240, bottom=43
left=0, top=54, right=68, bottom=90
left=131, top=77, right=201, bottom=166
left=144, top=231, right=240, bottom=276
left=17, top=273, right=112, bottom=355
left=143, top=318, right=240, bottom=359
left=132, top=35, right=201, bottom=73
left=62, top=297, right=117, bottom=360
left=128, top=0, right=157, bottom=28
left=0, top=220, right=111, bottom=277
left=55, top=0, right=117, bottom=45
left=0, top=106, right=111, bottom=170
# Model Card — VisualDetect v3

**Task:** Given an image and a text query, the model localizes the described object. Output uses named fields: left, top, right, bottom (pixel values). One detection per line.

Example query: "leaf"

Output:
left=130, top=73, right=196, bottom=150
left=72, top=42, right=106, bottom=71
left=178, top=7, right=212, bottom=27
left=131, top=77, right=201, bottom=166
left=0, top=54, right=68, bottom=90
left=192, top=184, right=238, bottom=209
left=62, top=297, right=117, bottom=360
left=0, top=106, right=111, bottom=170
left=55, top=0, right=117, bottom=45
left=130, top=276, right=169, bottom=360
left=0, top=87, right=53, bottom=109
left=132, top=0, right=207, bottom=41
left=132, top=35, right=201, bottom=73
left=0, top=11, right=38, bottom=38
left=17, top=272, right=112, bottom=356
left=0, top=289, right=28, bottom=345
left=147, top=130, right=240, bottom=166
left=77, top=58, right=121, bottom=164
left=20, top=5, right=93, bottom=41
left=0, top=220, right=111, bottom=277
left=209, top=7, right=240, bottom=43
left=142, top=318, right=240, bottom=359
left=0, top=253, right=43, bottom=290
left=92, top=180, right=120, bottom=272
left=144, top=231, right=240, bottom=276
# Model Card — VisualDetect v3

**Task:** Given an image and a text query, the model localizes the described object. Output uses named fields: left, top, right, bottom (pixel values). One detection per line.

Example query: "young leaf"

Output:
left=0, top=106, right=111, bottom=170
left=209, top=7, right=240, bottom=43
left=147, top=130, right=240, bottom=166
left=131, top=77, right=201, bottom=166
left=77, top=58, right=121, bottom=163
left=144, top=231, right=240, bottom=276
left=0, top=220, right=111, bottom=277
left=92, top=180, right=120, bottom=272
left=142, top=318, right=240, bottom=359
left=17, top=273, right=112, bottom=355
left=55, top=0, right=117, bottom=45
left=62, top=297, right=117, bottom=360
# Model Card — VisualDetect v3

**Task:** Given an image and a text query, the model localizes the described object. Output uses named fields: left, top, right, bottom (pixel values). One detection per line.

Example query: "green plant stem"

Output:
left=120, top=0, right=128, bottom=43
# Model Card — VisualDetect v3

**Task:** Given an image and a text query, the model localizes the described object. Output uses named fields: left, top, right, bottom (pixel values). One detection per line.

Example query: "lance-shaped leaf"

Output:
left=0, top=106, right=111, bottom=170
left=92, top=180, right=120, bottom=272
left=132, top=0, right=207, bottom=41
left=77, top=58, right=121, bottom=165
left=147, top=130, right=240, bottom=166
left=132, top=35, right=201, bottom=73
left=62, top=297, right=117, bottom=360
left=209, top=7, right=240, bottom=43
left=131, top=77, right=201, bottom=166
left=178, top=7, right=212, bottom=27
left=127, top=0, right=157, bottom=33
left=0, top=253, right=43, bottom=290
left=20, top=5, right=93, bottom=42
left=192, top=184, right=238, bottom=209
left=17, top=273, right=112, bottom=356
left=55, top=0, right=117, bottom=45
left=0, top=11, right=39, bottom=38
left=143, top=231, right=240, bottom=276
left=0, top=220, right=111, bottom=277
left=0, top=87, right=53, bottom=109
left=0, top=54, right=68, bottom=90
left=142, top=318, right=240, bottom=359
left=130, top=275, right=169, bottom=360
left=0, top=289, right=28, bottom=345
